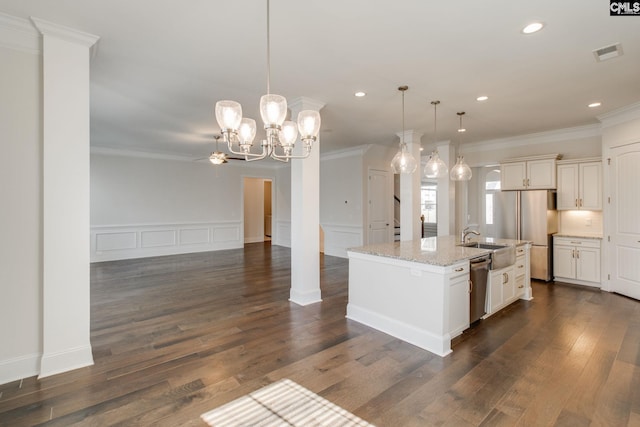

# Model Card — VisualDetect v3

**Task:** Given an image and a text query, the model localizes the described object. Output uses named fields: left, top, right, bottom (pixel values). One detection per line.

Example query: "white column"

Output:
left=32, top=18, right=98, bottom=378
left=289, top=97, right=325, bottom=306
left=436, top=140, right=456, bottom=236
left=398, top=131, right=423, bottom=241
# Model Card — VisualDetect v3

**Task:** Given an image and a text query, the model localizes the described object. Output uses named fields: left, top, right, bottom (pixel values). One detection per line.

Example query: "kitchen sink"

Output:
left=460, top=242, right=516, bottom=270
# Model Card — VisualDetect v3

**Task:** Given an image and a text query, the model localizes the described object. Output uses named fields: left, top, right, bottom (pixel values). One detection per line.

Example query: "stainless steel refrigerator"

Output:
left=488, top=190, right=557, bottom=281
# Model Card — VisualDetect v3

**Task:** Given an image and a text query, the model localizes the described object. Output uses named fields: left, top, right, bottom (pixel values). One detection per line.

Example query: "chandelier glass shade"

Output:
left=424, top=100, right=448, bottom=178
left=390, top=86, right=417, bottom=174
left=214, top=0, right=320, bottom=162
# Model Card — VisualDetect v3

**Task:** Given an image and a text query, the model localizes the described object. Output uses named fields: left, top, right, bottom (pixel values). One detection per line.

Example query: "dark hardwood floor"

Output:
left=1, top=242, right=639, bottom=426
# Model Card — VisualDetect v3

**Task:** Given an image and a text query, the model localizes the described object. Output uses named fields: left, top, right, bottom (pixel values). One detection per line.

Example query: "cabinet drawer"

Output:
left=515, top=256, right=527, bottom=278
left=554, top=237, right=600, bottom=249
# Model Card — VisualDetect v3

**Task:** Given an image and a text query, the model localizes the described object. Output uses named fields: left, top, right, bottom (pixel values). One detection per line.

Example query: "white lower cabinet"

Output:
left=448, top=264, right=471, bottom=338
left=487, top=265, right=515, bottom=316
left=485, top=244, right=532, bottom=318
left=553, top=236, right=601, bottom=287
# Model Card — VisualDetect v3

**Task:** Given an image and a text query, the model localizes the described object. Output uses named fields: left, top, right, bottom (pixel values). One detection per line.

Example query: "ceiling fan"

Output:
left=197, top=135, right=245, bottom=165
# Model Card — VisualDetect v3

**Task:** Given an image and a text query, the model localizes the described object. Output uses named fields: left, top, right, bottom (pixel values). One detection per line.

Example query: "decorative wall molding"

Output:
left=321, top=223, right=363, bottom=258
left=274, top=220, right=291, bottom=248
left=321, top=144, right=371, bottom=162
left=91, top=221, right=243, bottom=262
left=0, top=12, right=40, bottom=54
left=0, top=352, right=40, bottom=385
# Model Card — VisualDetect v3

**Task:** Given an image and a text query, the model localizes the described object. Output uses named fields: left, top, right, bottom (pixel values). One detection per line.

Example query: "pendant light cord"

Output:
left=401, top=89, right=405, bottom=145
left=266, top=0, right=271, bottom=95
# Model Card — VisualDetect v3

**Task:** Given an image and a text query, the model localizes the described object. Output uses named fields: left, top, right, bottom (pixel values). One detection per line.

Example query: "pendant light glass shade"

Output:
left=450, top=156, right=472, bottom=181
left=391, top=143, right=418, bottom=174
left=215, top=100, right=243, bottom=131
left=297, top=110, right=321, bottom=142
left=259, top=94, right=287, bottom=127
left=390, top=85, right=417, bottom=174
left=450, top=112, right=472, bottom=181
left=279, top=120, right=299, bottom=148
left=424, top=151, right=448, bottom=178
left=424, top=100, right=448, bottom=179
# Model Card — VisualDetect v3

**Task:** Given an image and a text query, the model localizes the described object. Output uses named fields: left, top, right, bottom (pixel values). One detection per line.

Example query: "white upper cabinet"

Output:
left=501, top=154, right=560, bottom=190
left=557, top=158, right=602, bottom=210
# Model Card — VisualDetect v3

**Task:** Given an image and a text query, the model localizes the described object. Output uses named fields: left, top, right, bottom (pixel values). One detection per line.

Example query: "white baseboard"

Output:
left=91, top=221, right=243, bottom=262
left=0, top=352, right=40, bottom=385
left=39, top=344, right=94, bottom=379
left=346, top=303, right=451, bottom=357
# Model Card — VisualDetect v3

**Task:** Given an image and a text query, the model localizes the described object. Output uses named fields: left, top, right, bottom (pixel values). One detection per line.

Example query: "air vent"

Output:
left=593, top=43, right=623, bottom=62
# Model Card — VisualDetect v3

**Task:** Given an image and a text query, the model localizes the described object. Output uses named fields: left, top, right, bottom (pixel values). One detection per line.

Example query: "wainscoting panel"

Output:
left=274, top=220, right=291, bottom=248
left=91, top=221, right=243, bottom=262
left=95, top=231, right=136, bottom=252
left=322, top=224, right=363, bottom=258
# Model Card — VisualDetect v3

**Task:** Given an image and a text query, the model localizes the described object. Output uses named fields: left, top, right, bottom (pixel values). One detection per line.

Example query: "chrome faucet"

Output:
left=461, top=226, right=480, bottom=243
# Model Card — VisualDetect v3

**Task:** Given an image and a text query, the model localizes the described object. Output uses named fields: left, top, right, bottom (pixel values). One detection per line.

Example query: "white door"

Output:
left=610, top=142, right=640, bottom=300
left=368, top=169, right=390, bottom=244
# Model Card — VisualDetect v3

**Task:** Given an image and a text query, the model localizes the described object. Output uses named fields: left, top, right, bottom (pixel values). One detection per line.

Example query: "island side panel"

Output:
left=346, top=252, right=452, bottom=357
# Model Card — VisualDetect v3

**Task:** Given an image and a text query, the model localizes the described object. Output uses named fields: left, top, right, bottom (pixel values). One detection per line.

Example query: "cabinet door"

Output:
left=515, top=274, right=526, bottom=298
left=554, top=245, right=576, bottom=279
left=449, top=274, right=470, bottom=337
left=576, top=247, right=600, bottom=283
left=527, top=158, right=556, bottom=189
left=502, top=268, right=515, bottom=303
left=488, top=270, right=503, bottom=314
left=501, top=162, right=527, bottom=190
left=557, top=164, right=579, bottom=210
left=579, top=162, right=602, bottom=210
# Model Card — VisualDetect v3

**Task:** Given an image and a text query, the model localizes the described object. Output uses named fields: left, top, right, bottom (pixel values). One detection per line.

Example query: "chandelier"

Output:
left=424, top=100, right=448, bottom=178
left=214, top=0, right=320, bottom=162
left=390, top=86, right=418, bottom=174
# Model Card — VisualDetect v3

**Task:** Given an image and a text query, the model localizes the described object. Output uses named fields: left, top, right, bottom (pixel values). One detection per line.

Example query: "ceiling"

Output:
left=2, top=0, right=639, bottom=160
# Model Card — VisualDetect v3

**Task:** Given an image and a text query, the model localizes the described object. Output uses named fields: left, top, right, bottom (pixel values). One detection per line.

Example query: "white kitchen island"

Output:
left=347, top=236, right=530, bottom=357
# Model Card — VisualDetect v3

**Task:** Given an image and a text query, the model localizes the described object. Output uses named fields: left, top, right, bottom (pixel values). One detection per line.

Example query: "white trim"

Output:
left=30, top=17, right=99, bottom=48
left=39, top=345, right=93, bottom=379
left=598, top=101, right=640, bottom=128
left=321, top=144, right=371, bottom=162
left=91, top=221, right=243, bottom=262
left=462, top=124, right=601, bottom=154
left=91, top=145, right=283, bottom=169
left=0, top=352, right=41, bottom=385
left=0, top=12, right=40, bottom=54
left=289, top=288, right=322, bottom=306
left=346, top=304, right=451, bottom=357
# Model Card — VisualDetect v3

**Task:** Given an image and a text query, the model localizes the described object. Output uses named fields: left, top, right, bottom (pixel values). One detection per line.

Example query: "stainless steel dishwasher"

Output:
left=469, top=255, right=491, bottom=323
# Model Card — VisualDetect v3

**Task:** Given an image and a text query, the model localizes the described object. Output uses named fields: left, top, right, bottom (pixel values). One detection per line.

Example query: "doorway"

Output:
left=243, top=177, right=274, bottom=244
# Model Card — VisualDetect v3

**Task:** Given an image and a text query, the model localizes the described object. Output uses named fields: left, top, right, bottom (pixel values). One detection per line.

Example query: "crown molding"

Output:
left=320, top=144, right=371, bottom=162
left=0, top=12, right=39, bottom=54
left=597, top=101, right=640, bottom=128
left=288, top=96, right=326, bottom=112
left=462, top=124, right=601, bottom=154
left=30, top=17, right=99, bottom=48
left=90, top=145, right=283, bottom=169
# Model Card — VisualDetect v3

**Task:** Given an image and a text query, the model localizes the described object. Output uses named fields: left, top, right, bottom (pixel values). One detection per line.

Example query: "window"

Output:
left=421, top=184, right=437, bottom=223
left=485, top=170, right=501, bottom=226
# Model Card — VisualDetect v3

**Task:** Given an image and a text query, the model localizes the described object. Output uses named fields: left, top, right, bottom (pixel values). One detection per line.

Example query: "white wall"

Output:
left=90, top=152, right=283, bottom=261
left=0, top=43, right=42, bottom=383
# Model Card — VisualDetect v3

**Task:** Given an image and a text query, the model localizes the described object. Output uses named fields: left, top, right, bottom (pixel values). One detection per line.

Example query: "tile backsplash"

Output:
left=558, top=210, right=603, bottom=236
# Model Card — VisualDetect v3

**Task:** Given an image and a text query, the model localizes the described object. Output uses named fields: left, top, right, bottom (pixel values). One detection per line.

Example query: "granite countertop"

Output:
left=347, top=235, right=529, bottom=267
left=554, top=233, right=603, bottom=240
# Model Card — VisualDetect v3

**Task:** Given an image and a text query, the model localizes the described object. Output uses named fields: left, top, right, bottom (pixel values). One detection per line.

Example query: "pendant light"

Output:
left=390, top=86, right=417, bottom=174
left=424, top=100, right=448, bottom=178
left=450, top=112, right=473, bottom=181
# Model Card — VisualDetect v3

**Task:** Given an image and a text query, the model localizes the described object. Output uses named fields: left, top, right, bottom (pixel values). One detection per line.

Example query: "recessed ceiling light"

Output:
left=476, top=95, right=488, bottom=102
left=354, top=91, right=366, bottom=97
left=588, top=102, right=602, bottom=108
left=458, top=128, right=466, bottom=133
left=419, top=147, right=424, bottom=151
left=522, top=22, right=544, bottom=34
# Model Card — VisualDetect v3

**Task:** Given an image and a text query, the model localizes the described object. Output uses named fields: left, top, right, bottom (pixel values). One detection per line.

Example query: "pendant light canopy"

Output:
left=450, top=112, right=472, bottom=181
left=424, top=100, right=448, bottom=179
left=390, top=86, right=418, bottom=174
